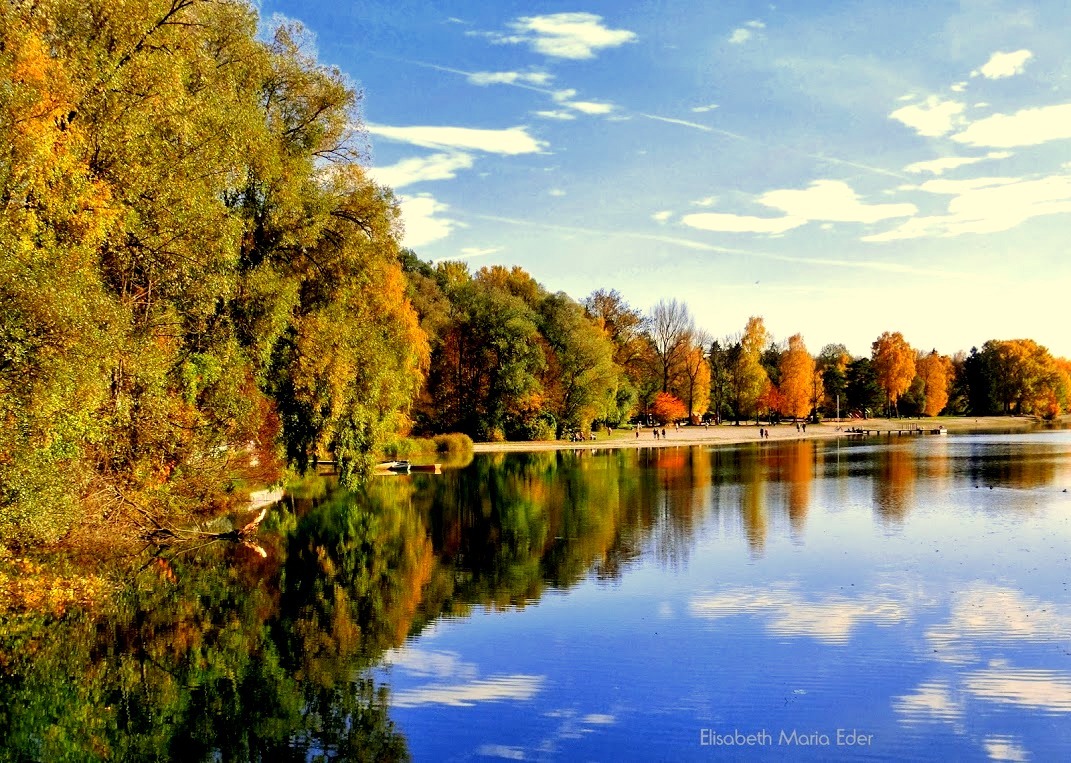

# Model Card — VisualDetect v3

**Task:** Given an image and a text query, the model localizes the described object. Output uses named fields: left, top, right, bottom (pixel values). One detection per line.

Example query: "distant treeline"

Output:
left=1, top=1, right=1068, bottom=547
left=399, top=257, right=1071, bottom=434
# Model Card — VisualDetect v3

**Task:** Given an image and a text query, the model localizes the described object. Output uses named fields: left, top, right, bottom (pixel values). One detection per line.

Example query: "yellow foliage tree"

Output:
left=871, top=332, right=916, bottom=415
left=915, top=351, right=953, bottom=417
left=778, top=334, right=815, bottom=420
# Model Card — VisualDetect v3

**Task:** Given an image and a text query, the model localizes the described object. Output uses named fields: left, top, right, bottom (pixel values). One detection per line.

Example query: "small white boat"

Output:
left=376, top=460, right=411, bottom=473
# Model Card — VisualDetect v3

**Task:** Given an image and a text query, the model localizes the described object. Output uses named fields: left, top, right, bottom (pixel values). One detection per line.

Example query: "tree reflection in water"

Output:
left=5, top=435, right=1063, bottom=760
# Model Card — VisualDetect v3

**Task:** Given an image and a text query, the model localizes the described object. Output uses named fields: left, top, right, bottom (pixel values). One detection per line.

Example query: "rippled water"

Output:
left=2, top=432, right=1070, bottom=761
left=373, top=433, right=1071, bottom=761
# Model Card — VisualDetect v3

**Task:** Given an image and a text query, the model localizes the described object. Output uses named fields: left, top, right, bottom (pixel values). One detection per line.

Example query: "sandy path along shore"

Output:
left=470, top=416, right=1055, bottom=454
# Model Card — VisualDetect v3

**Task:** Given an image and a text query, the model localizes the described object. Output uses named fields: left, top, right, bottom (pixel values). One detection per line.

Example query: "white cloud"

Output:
left=890, top=96, right=966, bottom=137
left=904, top=156, right=984, bottom=175
left=691, top=195, right=718, bottom=207
left=533, top=110, right=576, bottom=120
left=391, top=674, right=545, bottom=708
left=893, top=681, right=966, bottom=724
left=975, top=49, right=1033, bottom=79
left=923, top=584, right=1071, bottom=661
left=459, top=247, right=501, bottom=259
left=964, top=667, right=1071, bottom=712
left=729, top=20, right=765, bottom=44
left=551, top=88, right=615, bottom=116
left=983, top=736, right=1030, bottom=762
left=563, top=99, right=614, bottom=115
left=952, top=102, right=1071, bottom=147
left=368, top=124, right=547, bottom=155
left=729, top=28, right=753, bottom=44
left=759, top=180, right=917, bottom=223
left=651, top=210, right=673, bottom=223
left=370, top=152, right=474, bottom=188
left=381, top=648, right=476, bottom=680
left=865, top=172, right=1071, bottom=241
left=495, top=13, right=637, bottom=60
left=950, top=81, right=968, bottom=93
left=397, top=194, right=460, bottom=247
left=467, top=70, right=553, bottom=87
left=903, top=151, right=1010, bottom=176
left=548, top=188, right=566, bottom=197
left=583, top=714, right=615, bottom=725
left=691, top=103, right=719, bottom=113
left=690, top=586, right=907, bottom=643
left=681, top=211, right=804, bottom=235
left=477, top=745, right=525, bottom=761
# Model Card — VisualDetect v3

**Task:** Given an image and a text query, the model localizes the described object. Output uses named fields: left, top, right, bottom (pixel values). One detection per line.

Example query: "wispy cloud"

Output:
left=391, top=674, right=545, bottom=708
left=691, top=103, right=719, bottom=113
left=368, top=124, right=547, bottom=155
left=865, top=171, right=1071, bottom=241
left=951, top=102, right=1071, bottom=147
left=434, top=246, right=503, bottom=263
left=690, top=586, right=907, bottom=643
left=468, top=212, right=965, bottom=276
left=370, top=152, right=474, bottom=188
left=651, top=210, right=673, bottom=223
left=903, top=152, right=1010, bottom=176
left=682, top=211, right=803, bottom=235
left=479, top=12, right=637, bottom=60
left=467, top=70, right=553, bottom=87
left=533, top=109, right=576, bottom=121
left=973, top=49, right=1033, bottom=79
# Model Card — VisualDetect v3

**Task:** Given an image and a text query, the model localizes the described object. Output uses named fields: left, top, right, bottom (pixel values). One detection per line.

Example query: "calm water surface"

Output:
left=2, top=432, right=1070, bottom=761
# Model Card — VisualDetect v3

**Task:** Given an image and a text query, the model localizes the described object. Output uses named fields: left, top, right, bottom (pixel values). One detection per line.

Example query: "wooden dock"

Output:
left=841, top=427, right=947, bottom=437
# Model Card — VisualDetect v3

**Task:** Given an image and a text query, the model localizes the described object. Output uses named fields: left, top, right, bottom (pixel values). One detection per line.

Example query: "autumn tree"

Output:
left=582, top=289, right=649, bottom=381
left=871, top=332, right=916, bottom=417
left=778, top=334, right=816, bottom=421
left=679, top=343, right=712, bottom=420
left=728, top=317, right=770, bottom=424
left=538, top=293, right=619, bottom=436
left=0, top=1, right=430, bottom=542
left=915, top=351, right=954, bottom=417
left=651, top=392, right=688, bottom=424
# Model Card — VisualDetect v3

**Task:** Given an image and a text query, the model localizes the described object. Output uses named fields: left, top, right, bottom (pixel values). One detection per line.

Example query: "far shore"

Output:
left=470, top=415, right=1066, bottom=455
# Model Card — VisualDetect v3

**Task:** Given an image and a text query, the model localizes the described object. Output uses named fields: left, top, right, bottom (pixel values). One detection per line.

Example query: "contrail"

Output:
left=368, top=54, right=909, bottom=181
left=636, top=114, right=907, bottom=181
left=465, top=213, right=967, bottom=278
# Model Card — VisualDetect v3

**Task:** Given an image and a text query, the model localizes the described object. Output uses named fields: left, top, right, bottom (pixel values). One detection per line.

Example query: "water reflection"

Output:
left=2, top=433, right=1071, bottom=760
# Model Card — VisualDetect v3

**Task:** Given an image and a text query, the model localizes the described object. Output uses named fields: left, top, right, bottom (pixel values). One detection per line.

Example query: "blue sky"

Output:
left=259, top=0, right=1071, bottom=358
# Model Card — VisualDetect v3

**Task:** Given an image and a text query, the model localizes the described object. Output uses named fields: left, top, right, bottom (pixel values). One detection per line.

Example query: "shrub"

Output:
left=432, top=433, right=474, bottom=455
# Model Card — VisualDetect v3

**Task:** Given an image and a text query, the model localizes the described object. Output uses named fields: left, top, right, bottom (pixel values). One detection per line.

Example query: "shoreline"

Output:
left=470, top=415, right=1063, bottom=455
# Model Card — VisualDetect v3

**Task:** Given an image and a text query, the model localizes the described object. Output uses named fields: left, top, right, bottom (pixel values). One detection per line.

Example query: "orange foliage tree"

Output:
left=778, top=334, right=816, bottom=421
left=915, top=351, right=953, bottom=417
left=872, top=332, right=916, bottom=416
left=651, top=392, right=688, bottom=424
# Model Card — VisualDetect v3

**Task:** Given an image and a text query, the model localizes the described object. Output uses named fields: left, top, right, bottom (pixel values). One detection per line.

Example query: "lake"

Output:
left=2, top=432, right=1070, bottom=761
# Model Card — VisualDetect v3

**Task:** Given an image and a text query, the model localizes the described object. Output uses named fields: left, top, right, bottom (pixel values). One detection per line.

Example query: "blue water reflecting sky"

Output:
left=376, top=433, right=1071, bottom=761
